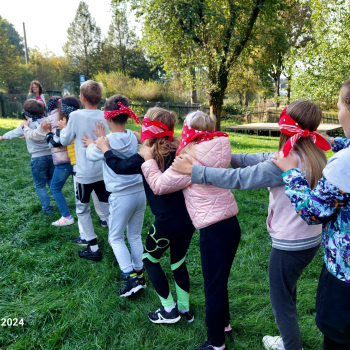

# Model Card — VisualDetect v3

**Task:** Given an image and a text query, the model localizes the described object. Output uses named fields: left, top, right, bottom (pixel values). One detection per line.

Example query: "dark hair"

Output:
left=47, top=96, right=61, bottom=112
left=23, top=99, right=44, bottom=116
left=80, top=80, right=102, bottom=105
left=58, top=96, right=80, bottom=121
left=29, top=80, right=43, bottom=95
left=104, top=94, right=129, bottom=124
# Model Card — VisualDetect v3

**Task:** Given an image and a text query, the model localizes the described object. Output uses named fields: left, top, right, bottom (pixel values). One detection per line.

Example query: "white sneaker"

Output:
left=262, top=336, right=284, bottom=350
left=52, top=216, right=74, bottom=227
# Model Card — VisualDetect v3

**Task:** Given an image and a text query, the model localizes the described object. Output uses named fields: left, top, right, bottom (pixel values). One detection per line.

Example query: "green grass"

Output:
left=0, top=118, right=325, bottom=350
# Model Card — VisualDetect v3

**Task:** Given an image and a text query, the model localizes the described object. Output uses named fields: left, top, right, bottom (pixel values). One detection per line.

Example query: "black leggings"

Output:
left=143, top=212, right=195, bottom=310
left=200, top=216, right=241, bottom=347
left=325, top=336, right=350, bottom=350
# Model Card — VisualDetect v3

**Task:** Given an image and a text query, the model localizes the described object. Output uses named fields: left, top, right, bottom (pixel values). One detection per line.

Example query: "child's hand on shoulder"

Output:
left=172, top=155, right=193, bottom=175
left=271, top=151, right=299, bottom=173
left=57, top=120, right=67, bottom=130
left=0, top=136, right=4, bottom=141
left=96, top=136, right=110, bottom=153
left=41, top=120, right=51, bottom=133
left=138, top=144, right=155, bottom=161
left=93, top=122, right=106, bottom=138
left=20, top=120, right=30, bottom=127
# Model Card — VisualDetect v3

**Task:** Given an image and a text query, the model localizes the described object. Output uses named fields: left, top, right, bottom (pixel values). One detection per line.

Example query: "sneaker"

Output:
left=99, top=217, right=108, bottom=228
left=135, top=270, right=147, bottom=289
left=225, top=328, right=234, bottom=343
left=148, top=306, right=181, bottom=324
left=262, top=336, right=284, bottom=350
left=71, top=236, right=89, bottom=246
left=175, top=301, right=194, bottom=323
left=52, top=216, right=74, bottom=227
left=195, top=340, right=226, bottom=350
left=78, top=245, right=102, bottom=262
left=118, top=273, right=143, bottom=297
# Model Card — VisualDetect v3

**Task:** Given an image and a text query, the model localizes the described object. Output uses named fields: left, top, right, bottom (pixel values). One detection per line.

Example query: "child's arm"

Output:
left=231, top=151, right=277, bottom=169
left=142, top=159, right=192, bottom=195
left=331, top=137, right=350, bottom=152
left=23, top=120, right=49, bottom=141
left=86, top=143, right=104, bottom=162
left=105, top=152, right=144, bottom=175
left=172, top=155, right=284, bottom=190
left=59, top=117, right=75, bottom=146
left=281, top=168, right=350, bottom=225
left=1, top=125, right=24, bottom=140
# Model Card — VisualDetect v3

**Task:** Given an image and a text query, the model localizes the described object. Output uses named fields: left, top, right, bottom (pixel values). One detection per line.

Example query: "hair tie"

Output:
left=278, top=107, right=330, bottom=156
left=104, top=102, right=139, bottom=124
left=140, top=117, right=174, bottom=142
left=176, top=119, right=228, bottom=156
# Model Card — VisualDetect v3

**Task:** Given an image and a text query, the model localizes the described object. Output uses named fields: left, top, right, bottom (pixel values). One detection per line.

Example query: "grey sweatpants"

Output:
left=269, top=246, right=320, bottom=350
left=108, top=191, right=146, bottom=273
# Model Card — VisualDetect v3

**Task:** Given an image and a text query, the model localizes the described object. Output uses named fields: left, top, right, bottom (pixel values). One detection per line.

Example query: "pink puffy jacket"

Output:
left=141, top=137, right=239, bottom=229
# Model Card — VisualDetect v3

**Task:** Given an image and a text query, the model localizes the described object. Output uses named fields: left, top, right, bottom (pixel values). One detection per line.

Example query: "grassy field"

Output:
left=0, top=118, right=327, bottom=350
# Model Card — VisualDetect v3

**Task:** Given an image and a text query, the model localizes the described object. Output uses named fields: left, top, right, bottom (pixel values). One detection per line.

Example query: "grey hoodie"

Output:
left=86, top=129, right=143, bottom=195
left=191, top=151, right=284, bottom=189
left=3, top=117, right=51, bottom=158
left=60, top=109, right=108, bottom=184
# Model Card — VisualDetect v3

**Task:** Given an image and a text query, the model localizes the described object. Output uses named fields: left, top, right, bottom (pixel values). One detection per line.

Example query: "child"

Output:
left=95, top=107, right=195, bottom=321
left=84, top=94, right=146, bottom=297
left=24, top=96, right=77, bottom=226
left=59, top=80, right=110, bottom=261
left=272, top=82, right=350, bottom=350
left=0, top=99, right=54, bottom=214
left=139, top=111, right=240, bottom=350
left=172, top=101, right=329, bottom=350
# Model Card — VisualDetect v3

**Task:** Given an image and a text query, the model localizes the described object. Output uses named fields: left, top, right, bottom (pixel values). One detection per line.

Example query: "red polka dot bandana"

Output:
left=176, top=116, right=229, bottom=156
left=104, top=102, right=139, bottom=124
left=278, top=107, right=330, bottom=156
left=140, top=117, right=174, bottom=142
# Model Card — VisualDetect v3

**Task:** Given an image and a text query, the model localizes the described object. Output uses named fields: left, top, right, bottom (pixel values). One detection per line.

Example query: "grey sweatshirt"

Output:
left=60, top=109, right=108, bottom=184
left=3, top=117, right=51, bottom=158
left=191, top=151, right=284, bottom=189
left=86, top=129, right=144, bottom=195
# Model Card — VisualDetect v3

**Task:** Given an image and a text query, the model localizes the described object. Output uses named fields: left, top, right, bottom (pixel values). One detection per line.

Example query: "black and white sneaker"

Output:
left=175, top=301, right=194, bottom=323
left=135, top=270, right=147, bottom=289
left=71, top=236, right=89, bottom=246
left=195, top=340, right=226, bottom=349
left=118, top=273, right=143, bottom=297
left=78, top=245, right=102, bottom=261
left=148, top=306, right=181, bottom=324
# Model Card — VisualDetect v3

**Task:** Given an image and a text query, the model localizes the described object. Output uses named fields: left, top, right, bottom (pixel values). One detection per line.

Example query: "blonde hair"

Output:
left=279, top=100, right=327, bottom=188
left=144, top=107, right=179, bottom=172
left=80, top=80, right=102, bottom=105
left=179, top=112, right=216, bottom=154
left=340, top=78, right=350, bottom=111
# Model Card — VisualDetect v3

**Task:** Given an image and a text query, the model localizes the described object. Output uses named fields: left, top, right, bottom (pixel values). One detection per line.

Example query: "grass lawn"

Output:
left=0, top=118, right=328, bottom=350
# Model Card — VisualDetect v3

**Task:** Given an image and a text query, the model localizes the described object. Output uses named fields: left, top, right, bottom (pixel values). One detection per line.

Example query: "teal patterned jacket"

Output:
left=282, top=138, right=350, bottom=283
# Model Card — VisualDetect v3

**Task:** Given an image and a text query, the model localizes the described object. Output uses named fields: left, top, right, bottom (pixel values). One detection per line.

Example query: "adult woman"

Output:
left=27, top=80, right=46, bottom=111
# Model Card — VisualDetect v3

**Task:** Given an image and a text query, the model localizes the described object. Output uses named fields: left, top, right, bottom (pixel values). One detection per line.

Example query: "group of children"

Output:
left=0, top=78, right=349, bottom=350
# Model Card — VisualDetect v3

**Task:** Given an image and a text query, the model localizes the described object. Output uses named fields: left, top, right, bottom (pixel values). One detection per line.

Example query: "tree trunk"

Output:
left=239, top=92, right=243, bottom=107
left=209, top=91, right=224, bottom=131
left=287, top=75, right=291, bottom=104
left=273, top=74, right=281, bottom=108
left=190, top=66, right=197, bottom=104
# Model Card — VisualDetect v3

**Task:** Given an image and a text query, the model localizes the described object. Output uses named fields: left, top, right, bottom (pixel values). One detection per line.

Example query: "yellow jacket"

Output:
left=67, top=140, right=76, bottom=166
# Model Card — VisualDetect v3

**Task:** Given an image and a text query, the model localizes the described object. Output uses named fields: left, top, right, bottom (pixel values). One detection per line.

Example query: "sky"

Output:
left=0, top=0, right=135, bottom=56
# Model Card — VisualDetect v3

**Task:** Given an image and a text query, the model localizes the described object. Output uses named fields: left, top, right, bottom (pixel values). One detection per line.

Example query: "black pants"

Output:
left=316, top=264, right=350, bottom=348
left=200, top=216, right=241, bottom=347
left=143, top=212, right=195, bottom=309
left=269, top=246, right=320, bottom=350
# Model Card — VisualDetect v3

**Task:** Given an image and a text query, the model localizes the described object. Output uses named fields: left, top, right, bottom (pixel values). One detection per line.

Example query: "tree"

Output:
left=126, top=0, right=288, bottom=130
left=0, top=19, right=25, bottom=57
left=291, top=0, right=350, bottom=105
left=63, top=1, right=102, bottom=82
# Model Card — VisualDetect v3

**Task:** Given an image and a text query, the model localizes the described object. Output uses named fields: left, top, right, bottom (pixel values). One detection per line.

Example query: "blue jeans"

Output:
left=30, top=155, right=55, bottom=212
left=50, top=162, right=73, bottom=217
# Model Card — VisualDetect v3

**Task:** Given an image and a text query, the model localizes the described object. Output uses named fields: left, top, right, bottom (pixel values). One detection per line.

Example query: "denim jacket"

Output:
left=282, top=138, right=350, bottom=283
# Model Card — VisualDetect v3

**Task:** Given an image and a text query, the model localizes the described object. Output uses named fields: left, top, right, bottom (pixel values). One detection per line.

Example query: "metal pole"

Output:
left=23, top=22, right=29, bottom=64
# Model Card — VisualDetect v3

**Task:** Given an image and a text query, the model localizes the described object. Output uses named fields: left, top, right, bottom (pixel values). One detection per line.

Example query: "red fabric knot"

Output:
left=140, top=117, right=174, bottom=142
left=176, top=119, right=229, bottom=156
left=104, top=102, right=139, bottom=124
left=278, top=106, right=330, bottom=156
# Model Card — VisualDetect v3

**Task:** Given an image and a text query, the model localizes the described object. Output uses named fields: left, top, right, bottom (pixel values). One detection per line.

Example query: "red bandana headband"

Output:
left=140, top=117, right=174, bottom=142
left=104, top=102, right=139, bottom=123
left=176, top=115, right=229, bottom=156
left=278, top=107, right=330, bottom=156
